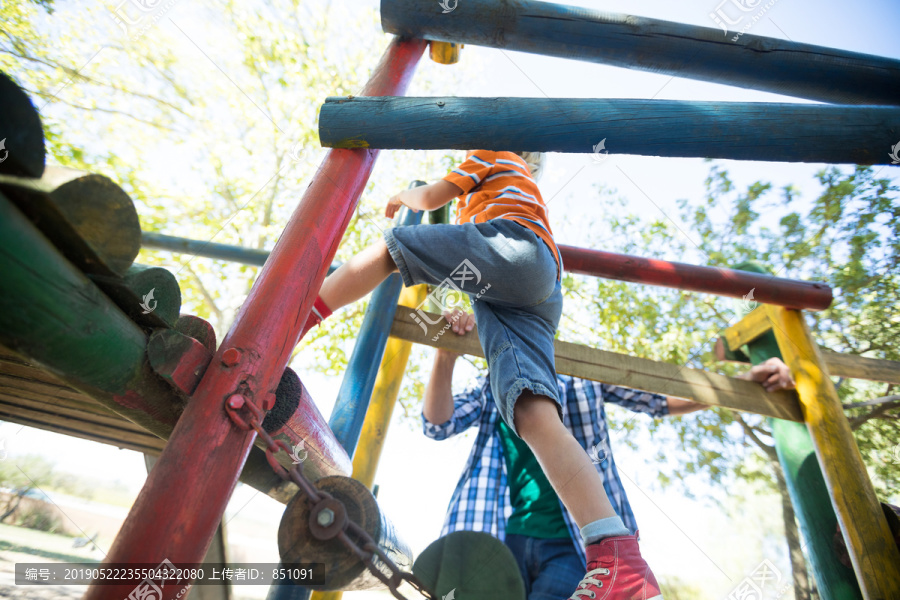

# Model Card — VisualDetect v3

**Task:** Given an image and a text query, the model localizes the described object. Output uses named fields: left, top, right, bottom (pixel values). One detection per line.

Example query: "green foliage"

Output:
left=658, top=576, right=711, bottom=600
left=1, top=0, right=465, bottom=416
left=15, top=503, right=62, bottom=533
left=562, top=164, right=899, bottom=500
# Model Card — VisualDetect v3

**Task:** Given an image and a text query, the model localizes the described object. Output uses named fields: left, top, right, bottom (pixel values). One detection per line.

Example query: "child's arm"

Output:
left=386, top=180, right=463, bottom=219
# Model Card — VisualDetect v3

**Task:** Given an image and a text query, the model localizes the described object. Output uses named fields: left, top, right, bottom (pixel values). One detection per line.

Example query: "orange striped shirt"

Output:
left=443, top=150, right=561, bottom=274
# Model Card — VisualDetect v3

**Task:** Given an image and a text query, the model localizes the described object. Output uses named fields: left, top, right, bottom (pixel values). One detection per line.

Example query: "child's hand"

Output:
left=385, top=191, right=418, bottom=219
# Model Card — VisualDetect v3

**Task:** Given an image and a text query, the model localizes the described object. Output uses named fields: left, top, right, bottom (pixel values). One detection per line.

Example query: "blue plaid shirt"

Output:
left=422, top=374, right=668, bottom=566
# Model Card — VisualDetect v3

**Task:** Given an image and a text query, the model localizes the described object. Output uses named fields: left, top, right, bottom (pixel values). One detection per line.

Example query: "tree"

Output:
left=1, top=0, right=461, bottom=408
left=559, top=164, right=898, bottom=599
left=0, top=454, right=56, bottom=523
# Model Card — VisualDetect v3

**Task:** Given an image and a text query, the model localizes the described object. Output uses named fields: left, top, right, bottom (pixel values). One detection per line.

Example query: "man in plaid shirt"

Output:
left=423, top=310, right=796, bottom=600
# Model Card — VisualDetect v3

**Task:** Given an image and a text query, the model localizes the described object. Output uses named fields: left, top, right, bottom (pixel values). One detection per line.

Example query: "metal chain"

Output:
left=226, top=394, right=436, bottom=600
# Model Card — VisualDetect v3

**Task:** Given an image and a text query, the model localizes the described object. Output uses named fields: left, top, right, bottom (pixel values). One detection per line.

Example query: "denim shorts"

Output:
left=384, top=219, right=563, bottom=433
left=504, top=534, right=585, bottom=600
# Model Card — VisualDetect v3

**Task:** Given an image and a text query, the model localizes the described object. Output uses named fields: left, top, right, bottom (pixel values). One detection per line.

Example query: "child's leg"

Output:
left=300, top=238, right=397, bottom=339
left=318, top=237, right=397, bottom=310
left=514, top=391, right=618, bottom=527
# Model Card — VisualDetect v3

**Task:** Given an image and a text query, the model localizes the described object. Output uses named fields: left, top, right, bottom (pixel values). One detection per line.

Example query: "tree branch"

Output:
left=735, top=413, right=778, bottom=460
left=848, top=399, right=900, bottom=430
left=185, top=265, right=224, bottom=326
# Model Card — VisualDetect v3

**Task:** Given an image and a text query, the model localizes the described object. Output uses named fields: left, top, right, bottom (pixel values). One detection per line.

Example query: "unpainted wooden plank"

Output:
left=391, top=306, right=803, bottom=421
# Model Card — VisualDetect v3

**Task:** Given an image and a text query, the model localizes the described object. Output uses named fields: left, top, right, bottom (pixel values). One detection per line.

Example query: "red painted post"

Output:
left=558, top=245, right=833, bottom=311
left=84, top=36, right=427, bottom=600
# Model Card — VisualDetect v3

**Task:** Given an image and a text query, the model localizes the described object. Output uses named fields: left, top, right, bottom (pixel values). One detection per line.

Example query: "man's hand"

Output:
left=741, top=357, right=796, bottom=392
left=435, top=309, right=476, bottom=361
left=445, top=309, right=475, bottom=335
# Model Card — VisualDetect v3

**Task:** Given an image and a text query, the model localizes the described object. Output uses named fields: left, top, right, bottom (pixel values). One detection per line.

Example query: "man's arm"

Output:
left=423, top=310, right=477, bottom=425
left=664, top=357, right=797, bottom=414
left=385, top=180, right=462, bottom=218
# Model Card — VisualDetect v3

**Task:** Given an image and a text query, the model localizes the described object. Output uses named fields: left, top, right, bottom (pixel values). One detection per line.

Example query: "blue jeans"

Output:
left=504, top=534, right=585, bottom=600
left=384, top=219, right=563, bottom=433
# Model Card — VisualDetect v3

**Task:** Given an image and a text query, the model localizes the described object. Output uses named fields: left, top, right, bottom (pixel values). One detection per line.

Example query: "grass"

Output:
left=0, top=523, right=100, bottom=564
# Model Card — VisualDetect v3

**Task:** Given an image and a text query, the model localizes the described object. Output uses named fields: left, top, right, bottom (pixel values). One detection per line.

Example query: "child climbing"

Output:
left=299, top=150, right=663, bottom=600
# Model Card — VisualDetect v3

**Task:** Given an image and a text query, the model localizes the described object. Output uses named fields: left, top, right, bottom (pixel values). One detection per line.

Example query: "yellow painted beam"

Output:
left=723, top=307, right=772, bottom=351
left=310, top=286, right=425, bottom=600
left=766, top=305, right=900, bottom=599
left=722, top=310, right=900, bottom=384
left=429, top=41, right=462, bottom=64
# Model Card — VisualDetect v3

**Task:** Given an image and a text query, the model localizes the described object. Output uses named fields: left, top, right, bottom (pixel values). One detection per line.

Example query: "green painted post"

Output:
left=732, top=261, right=861, bottom=600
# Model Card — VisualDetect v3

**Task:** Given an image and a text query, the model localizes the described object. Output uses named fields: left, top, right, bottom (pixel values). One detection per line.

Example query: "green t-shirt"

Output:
left=496, top=419, right=570, bottom=539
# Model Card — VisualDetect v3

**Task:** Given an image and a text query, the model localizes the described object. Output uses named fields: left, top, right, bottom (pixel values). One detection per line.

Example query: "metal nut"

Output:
left=221, top=348, right=242, bottom=367
left=316, top=508, right=335, bottom=527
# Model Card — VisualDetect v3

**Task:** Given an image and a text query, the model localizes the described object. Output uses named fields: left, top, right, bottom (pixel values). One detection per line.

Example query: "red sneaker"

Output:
left=569, top=532, right=663, bottom=600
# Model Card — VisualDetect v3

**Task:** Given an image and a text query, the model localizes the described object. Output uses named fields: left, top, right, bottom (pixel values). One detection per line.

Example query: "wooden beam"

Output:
left=319, top=97, right=900, bottom=165
left=90, top=264, right=183, bottom=328
left=390, top=306, right=802, bottom=421
left=822, top=351, right=900, bottom=385
left=560, top=245, right=832, bottom=311
left=723, top=307, right=773, bottom=351
left=765, top=306, right=900, bottom=598
left=0, top=345, right=300, bottom=504
left=722, top=316, right=900, bottom=384
left=381, top=0, right=900, bottom=106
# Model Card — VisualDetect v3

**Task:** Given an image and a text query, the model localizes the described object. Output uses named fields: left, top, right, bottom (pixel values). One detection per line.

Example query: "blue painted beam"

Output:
left=320, top=97, right=900, bottom=165
left=381, top=0, right=900, bottom=106
left=328, top=198, right=424, bottom=459
left=142, top=231, right=340, bottom=274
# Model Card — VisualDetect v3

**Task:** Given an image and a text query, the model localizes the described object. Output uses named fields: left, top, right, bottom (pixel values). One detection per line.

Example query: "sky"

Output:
left=2, top=0, right=899, bottom=598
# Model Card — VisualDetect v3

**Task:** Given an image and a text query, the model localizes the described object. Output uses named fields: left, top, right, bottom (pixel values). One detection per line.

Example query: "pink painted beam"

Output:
left=84, top=36, right=427, bottom=600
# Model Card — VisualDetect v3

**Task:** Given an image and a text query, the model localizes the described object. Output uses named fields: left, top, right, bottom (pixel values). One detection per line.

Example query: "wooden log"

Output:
left=413, top=532, right=525, bottom=600
left=278, top=476, right=413, bottom=591
left=390, top=305, right=803, bottom=421
left=381, top=0, right=900, bottom=106
left=0, top=191, right=184, bottom=437
left=262, top=367, right=354, bottom=481
left=175, top=314, right=217, bottom=354
left=148, top=329, right=212, bottom=395
left=559, top=244, right=832, bottom=311
left=766, top=305, right=900, bottom=598
left=0, top=167, right=141, bottom=276
left=91, top=264, right=183, bottom=328
left=320, top=96, right=900, bottom=165
left=142, top=231, right=342, bottom=274
left=0, top=72, right=45, bottom=177
left=0, top=196, right=311, bottom=505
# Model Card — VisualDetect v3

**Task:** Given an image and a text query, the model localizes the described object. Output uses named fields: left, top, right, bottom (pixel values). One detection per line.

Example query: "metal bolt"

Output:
left=227, top=394, right=245, bottom=409
left=436, top=101, right=445, bottom=107
left=317, top=508, right=335, bottom=527
left=221, top=348, right=242, bottom=367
